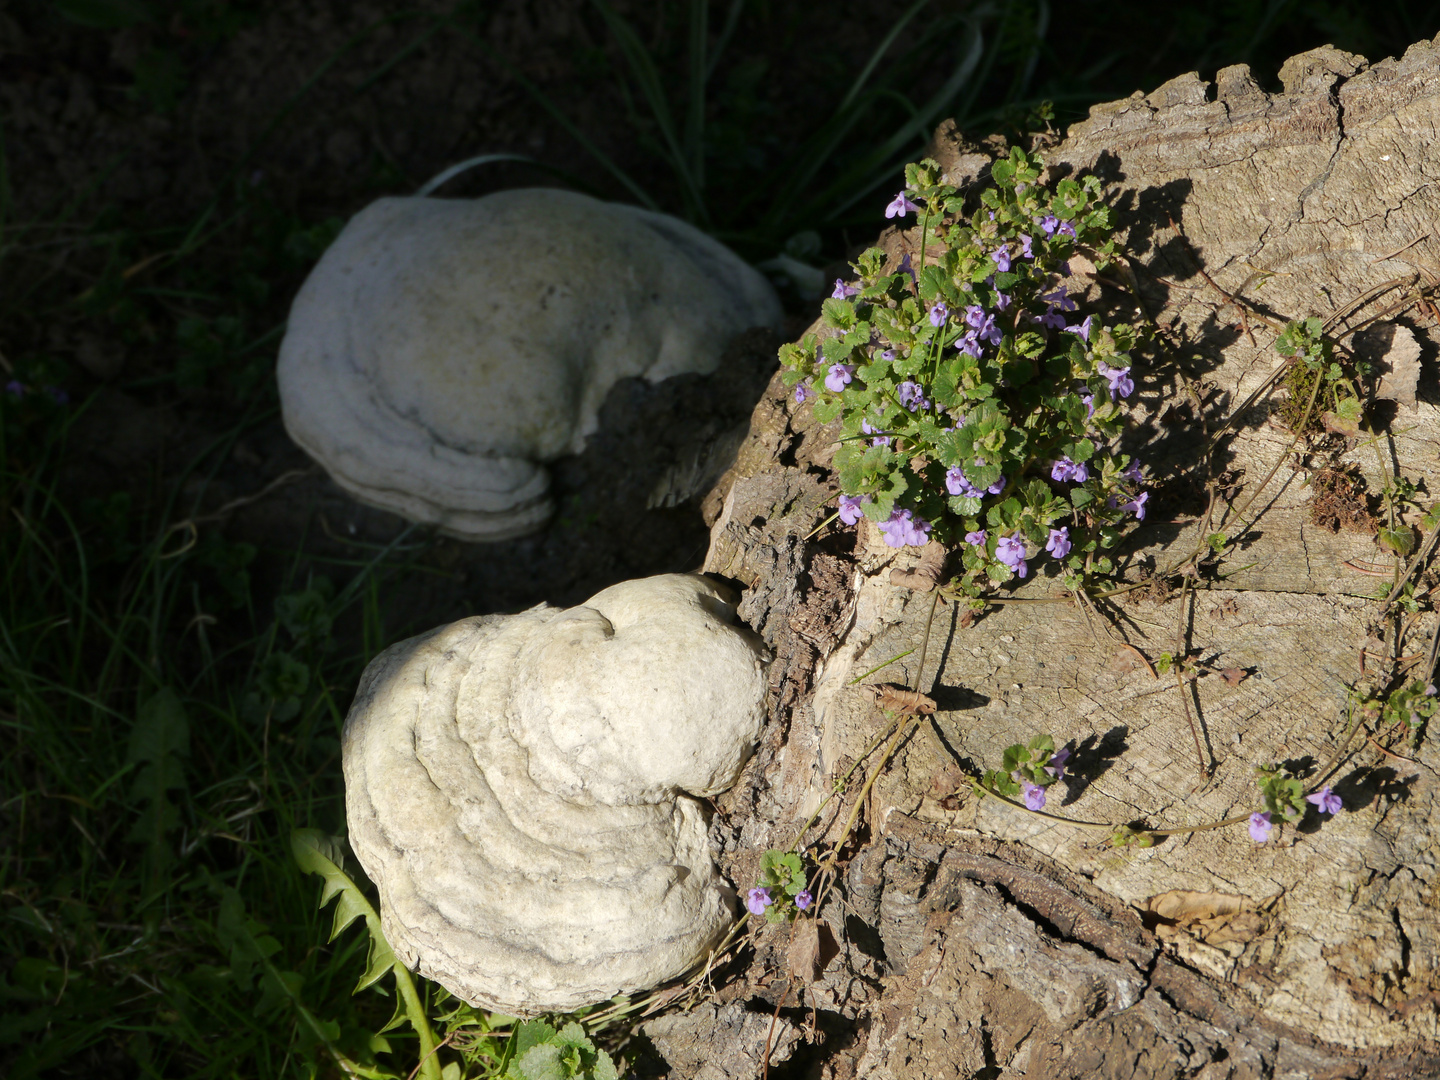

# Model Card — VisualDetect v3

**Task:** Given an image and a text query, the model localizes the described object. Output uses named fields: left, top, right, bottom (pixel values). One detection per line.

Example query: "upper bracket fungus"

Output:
left=278, top=189, right=782, bottom=541
left=341, top=574, right=770, bottom=1015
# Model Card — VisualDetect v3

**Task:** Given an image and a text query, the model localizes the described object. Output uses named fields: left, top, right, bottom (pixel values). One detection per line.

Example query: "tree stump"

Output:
left=661, top=35, right=1440, bottom=1079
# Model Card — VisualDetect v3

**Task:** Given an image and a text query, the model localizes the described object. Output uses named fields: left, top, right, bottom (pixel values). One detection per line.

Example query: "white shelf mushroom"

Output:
left=342, top=574, right=770, bottom=1015
left=277, top=189, right=783, bottom=541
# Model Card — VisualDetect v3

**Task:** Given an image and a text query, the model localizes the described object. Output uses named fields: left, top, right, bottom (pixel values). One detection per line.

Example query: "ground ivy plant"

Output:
left=779, top=148, right=1151, bottom=596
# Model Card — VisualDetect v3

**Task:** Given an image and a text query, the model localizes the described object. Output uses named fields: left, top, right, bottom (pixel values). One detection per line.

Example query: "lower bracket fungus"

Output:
left=278, top=188, right=782, bottom=541
left=341, top=574, right=769, bottom=1015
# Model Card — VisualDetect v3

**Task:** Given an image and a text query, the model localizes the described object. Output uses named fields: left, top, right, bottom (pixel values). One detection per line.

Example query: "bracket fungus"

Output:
left=277, top=188, right=782, bottom=541
left=342, top=574, right=769, bottom=1015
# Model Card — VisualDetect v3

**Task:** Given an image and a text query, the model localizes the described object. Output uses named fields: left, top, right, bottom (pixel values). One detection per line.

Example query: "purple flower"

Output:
left=1042, top=287, right=1077, bottom=313
left=1050, top=457, right=1090, bottom=483
left=987, top=474, right=1007, bottom=495
left=897, top=381, right=930, bottom=412
left=1019, top=234, right=1034, bottom=259
left=885, top=191, right=921, bottom=218
left=878, top=348, right=896, bottom=363
left=825, top=364, right=856, bottom=392
left=1306, top=787, right=1342, bottom=815
left=1038, top=307, right=1067, bottom=330
left=1021, top=781, right=1046, bottom=811
left=747, top=887, right=774, bottom=915
left=1038, top=213, right=1059, bottom=236
left=1046, top=527, right=1072, bottom=559
left=965, top=306, right=1001, bottom=346
left=965, top=529, right=987, bottom=547
left=1081, top=392, right=1095, bottom=418
left=831, top=279, right=859, bottom=299
left=928, top=302, right=949, bottom=327
left=1045, top=747, right=1071, bottom=779
left=995, top=533, right=1028, bottom=578
left=3, top=380, right=24, bottom=398
left=898, top=253, right=917, bottom=283
left=861, top=418, right=891, bottom=447
left=991, top=246, right=1012, bottom=272
left=795, top=890, right=814, bottom=911
left=995, top=291, right=1012, bottom=311
left=1057, top=219, right=1077, bottom=238
left=794, top=381, right=814, bottom=404
left=1121, top=491, right=1149, bottom=521
left=946, top=467, right=980, bottom=498
left=956, top=330, right=983, bottom=359
left=838, top=494, right=866, bottom=526
left=1121, top=459, right=1144, bottom=483
left=1248, top=812, right=1273, bottom=843
left=1065, top=315, right=1094, bottom=344
left=879, top=509, right=932, bottom=548
left=1097, top=362, right=1134, bottom=399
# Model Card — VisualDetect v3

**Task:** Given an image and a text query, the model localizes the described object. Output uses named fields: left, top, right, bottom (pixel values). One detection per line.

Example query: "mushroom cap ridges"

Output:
left=278, top=190, right=782, bottom=541
left=342, top=574, right=768, bottom=1014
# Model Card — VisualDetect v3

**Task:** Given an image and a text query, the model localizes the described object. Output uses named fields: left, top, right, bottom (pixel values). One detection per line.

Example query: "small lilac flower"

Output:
left=1248, top=812, right=1273, bottom=843
left=995, top=291, right=1012, bottom=311
left=1121, top=459, right=1144, bottom=483
left=1038, top=306, right=1068, bottom=330
left=987, top=475, right=1007, bottom=495
left=1046, top=527, right=1072, bottom=559
left=46, top=386, right=69, bottom=405
left=879, top=508, right=932, bottom=548
left=747, top=887, right=774, bottom=915
left=885, top=191, right=921, bottom=218
left=1081, top=392, right=1095, bottom=418
left=898, top=253, right=917, bottom=284
left=969, top=311, right=1001, bottom=346
left=1045, top=746, right=1071, bottom=779
left=995, top=533, right=1028, bottom=578
left=861, top=418, right=891, bottom=447
left=838, top=494, right=866, bottom=526
left=928, top=301, right=949, bottom=327
left=831, top=279, right=859, bottom=299
left=1097, top=362, right=1134, bottom=399
left=965, top=529, right=987, bottom=547
left=825, top=364, right=856, bottom=392
left=1050, top=457, right=1090, bottom=483
left=897, top=381, right=930, bottom=412
left=1021, top=781, right=1046, bottom=811
left=794, top=381, right=814, bottom=404
left=878, top=348, right=896, bottom=363
left=4, top=380, right=24, bottom=398
left=795, top=890, right=813, bottom=911
left=1121, top=491, right=1150, bottom=521
left=1057, top=219, right=1077, bottom=238
left=946, top=467, right=980, bottom=498
left=956, top=330, right=983, bottom=358
left=991, top=246, right=1012, bottom=273
left=1065, top=315, right=1094, bottom=344
left=1038, top=213, right=1060, bottom=236
left=1306, top=787, right=1343, bottom=815
left=1019, top=234, right=1034, bottom=258
left=1042, top=286, right=1077, bottom=313
left=964, top=304, right=986, bottom=328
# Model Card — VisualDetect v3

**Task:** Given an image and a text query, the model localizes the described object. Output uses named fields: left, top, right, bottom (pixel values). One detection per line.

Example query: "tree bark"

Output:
left=653, top=35, right=1440, bottom=1080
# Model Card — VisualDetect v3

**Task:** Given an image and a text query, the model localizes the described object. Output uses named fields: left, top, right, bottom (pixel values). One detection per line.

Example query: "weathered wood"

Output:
left=661, top=35, right=1440, bottom=1079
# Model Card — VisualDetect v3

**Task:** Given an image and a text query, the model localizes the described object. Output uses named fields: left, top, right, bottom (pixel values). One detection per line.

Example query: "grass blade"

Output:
left=836, top=0, right=932, bottom=113
left=450, top=23, right=660, bottom=212
left=590, top=0, right=708, bottom=222
left=415, top=152, right=598, bottom=197
left=686, top=0, right=709, bottom=191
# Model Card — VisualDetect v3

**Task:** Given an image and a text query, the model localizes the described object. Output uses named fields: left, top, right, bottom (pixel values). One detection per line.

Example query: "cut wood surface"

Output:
left=669, top=34, right=1440, bottom=1080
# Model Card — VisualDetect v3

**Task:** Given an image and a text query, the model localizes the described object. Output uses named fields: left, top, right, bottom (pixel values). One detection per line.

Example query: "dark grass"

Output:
left=3, top=1, right=1440, bottom=1077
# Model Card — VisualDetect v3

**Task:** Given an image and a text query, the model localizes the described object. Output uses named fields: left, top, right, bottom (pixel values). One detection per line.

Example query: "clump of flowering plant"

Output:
left=981, top=734, right=1069, bottom=810
left=748, top=849, right=813, bottom=924
left=779, top=148, right=1151, bottom=596
left=1250, top=763, right=1309, bottom=843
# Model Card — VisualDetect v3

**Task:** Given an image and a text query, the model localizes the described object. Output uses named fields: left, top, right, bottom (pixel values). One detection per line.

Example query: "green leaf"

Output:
left=291, top=829, right=398, bottom=992
left=513, top=1043, right=566, bottom=1080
